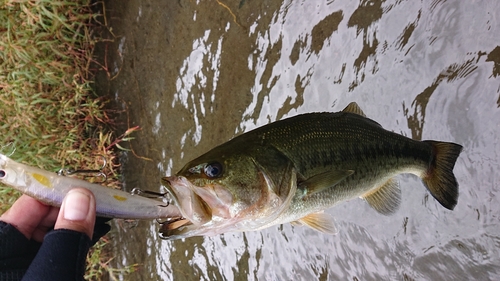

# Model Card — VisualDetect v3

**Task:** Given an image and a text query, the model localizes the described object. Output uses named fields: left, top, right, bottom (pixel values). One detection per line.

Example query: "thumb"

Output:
left=54, top=188, right=96, bottom=239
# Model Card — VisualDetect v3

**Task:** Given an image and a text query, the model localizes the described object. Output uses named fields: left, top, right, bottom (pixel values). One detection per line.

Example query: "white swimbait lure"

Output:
left=0, top=153, right=182, bottom=219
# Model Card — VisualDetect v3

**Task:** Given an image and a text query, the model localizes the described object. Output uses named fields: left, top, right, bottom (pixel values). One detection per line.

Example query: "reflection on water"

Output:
left=96, top=0, right=500, bottom=280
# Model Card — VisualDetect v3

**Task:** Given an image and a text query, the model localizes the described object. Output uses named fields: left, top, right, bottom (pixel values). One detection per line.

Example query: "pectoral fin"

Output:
left=361, top=178, right=401, bottom=215
left=294, top=212, right=338, bottom=235
left=298, top=170, right=354, bottom=198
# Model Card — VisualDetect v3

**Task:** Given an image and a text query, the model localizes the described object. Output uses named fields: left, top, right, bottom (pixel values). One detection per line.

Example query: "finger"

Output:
left=0, top=195, right=51, bottom=240
left=54, top=188, right=96, bottom=239
left=31, top=206, right=60, bottom=242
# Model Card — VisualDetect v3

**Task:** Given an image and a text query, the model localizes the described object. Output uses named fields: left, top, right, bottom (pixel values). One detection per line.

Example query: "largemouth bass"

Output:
left=161, top=102, right=462, bottom=240
left=0, top=154, right=182, bottom=219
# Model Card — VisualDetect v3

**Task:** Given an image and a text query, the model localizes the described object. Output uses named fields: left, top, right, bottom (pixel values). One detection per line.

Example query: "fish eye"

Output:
left=188, top=164, right=203, bottom=174
left=204, top=162, right=223, bottom=178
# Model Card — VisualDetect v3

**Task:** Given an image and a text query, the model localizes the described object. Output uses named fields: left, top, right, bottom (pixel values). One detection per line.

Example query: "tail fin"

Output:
left=422, top=141, right=463, bottom=210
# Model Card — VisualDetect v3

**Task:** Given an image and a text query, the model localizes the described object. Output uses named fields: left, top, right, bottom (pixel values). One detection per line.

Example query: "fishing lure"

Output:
left=0, top=153, right=181, bottom=219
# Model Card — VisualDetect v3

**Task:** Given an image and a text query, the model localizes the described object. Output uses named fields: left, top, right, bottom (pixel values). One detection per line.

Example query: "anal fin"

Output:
left=294, top=212, right=338, bottom=235
left=361, top=178, right=401, bottom=215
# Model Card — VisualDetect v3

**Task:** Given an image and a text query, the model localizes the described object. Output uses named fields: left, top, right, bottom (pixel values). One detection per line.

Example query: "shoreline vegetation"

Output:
left=1, top=1, right=136, bottom=279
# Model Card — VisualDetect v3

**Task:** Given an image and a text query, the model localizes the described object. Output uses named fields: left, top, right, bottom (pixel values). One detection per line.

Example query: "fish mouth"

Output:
left=161, top=176, right=212, bottom=226
left=160, top=176, right=233, bottom=238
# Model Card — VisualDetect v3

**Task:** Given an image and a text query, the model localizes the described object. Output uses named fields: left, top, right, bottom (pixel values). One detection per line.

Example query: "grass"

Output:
left=86, top=235, right=140, bottom=281
left=0, top=0, right=107, bottom=177
left=0, top=0, right=136, bottom=280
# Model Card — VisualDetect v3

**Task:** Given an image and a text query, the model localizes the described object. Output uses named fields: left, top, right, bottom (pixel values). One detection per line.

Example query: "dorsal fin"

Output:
left=295, top=212, right=338, bottom=235
left=342, top=102, right=366, bottom=117
left=361, top=178, right=401, bottom=215
left=342, top=102, right=382, bottom=127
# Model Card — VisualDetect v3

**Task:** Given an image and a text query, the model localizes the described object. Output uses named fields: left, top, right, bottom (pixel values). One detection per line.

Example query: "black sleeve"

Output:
left=21, top=219, right=111, bottom=281
left=0, top=221, right=41, bottom=281
left=21, top=229, right=91, bottom=281
left=0, top=219, right=110, bottom=281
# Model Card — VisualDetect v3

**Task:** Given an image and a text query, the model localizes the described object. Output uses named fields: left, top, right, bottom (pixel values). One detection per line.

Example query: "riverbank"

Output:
left=0, top=1, right=133, bottom=279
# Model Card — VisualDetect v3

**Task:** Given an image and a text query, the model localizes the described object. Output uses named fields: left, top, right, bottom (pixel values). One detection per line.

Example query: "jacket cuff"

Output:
left=22, top=229, right=91, bottom=281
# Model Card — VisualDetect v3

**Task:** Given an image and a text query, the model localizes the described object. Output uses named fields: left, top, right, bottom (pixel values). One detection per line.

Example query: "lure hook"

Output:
left=0, top=142, right=16, bottom=157
left=57, top=155, right=107, bottom=183
left=131, top=187, right=172, bottom=207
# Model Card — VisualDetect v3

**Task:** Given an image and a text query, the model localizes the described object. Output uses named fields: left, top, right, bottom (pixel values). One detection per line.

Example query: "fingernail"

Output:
left=63, top=190, right=90, bottom=221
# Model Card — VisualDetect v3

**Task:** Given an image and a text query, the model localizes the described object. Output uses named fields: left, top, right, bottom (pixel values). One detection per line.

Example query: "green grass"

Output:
left=0, top=0, right=105, bottom=172
left=86, top=235, right=140, bottom=281
left=0, top=1, right=132, bottom=280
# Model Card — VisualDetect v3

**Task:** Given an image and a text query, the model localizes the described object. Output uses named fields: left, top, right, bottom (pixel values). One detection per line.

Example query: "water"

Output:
left=95, top=0, right=500, bottom=280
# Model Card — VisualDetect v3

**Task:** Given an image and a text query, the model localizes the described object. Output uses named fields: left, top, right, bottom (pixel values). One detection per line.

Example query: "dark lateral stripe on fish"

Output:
left=287, top=129, right=431, bottom=175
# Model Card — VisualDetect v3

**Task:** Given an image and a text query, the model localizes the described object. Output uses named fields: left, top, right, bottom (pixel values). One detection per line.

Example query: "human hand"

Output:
left=1, top=188, right=96, bottom=241
left=0, top=188, right=110, bottom=281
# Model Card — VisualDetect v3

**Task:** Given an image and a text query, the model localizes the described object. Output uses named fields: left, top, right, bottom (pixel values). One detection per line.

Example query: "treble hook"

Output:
left=130, top=188, right=177, bottom=226
left=58, top=155, right=108, bottom=183
left=0, top=142, right=16, bottom=156
left=131, top=187, right=172, bottom=206
left=131, top=187, right=166, bottom=198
